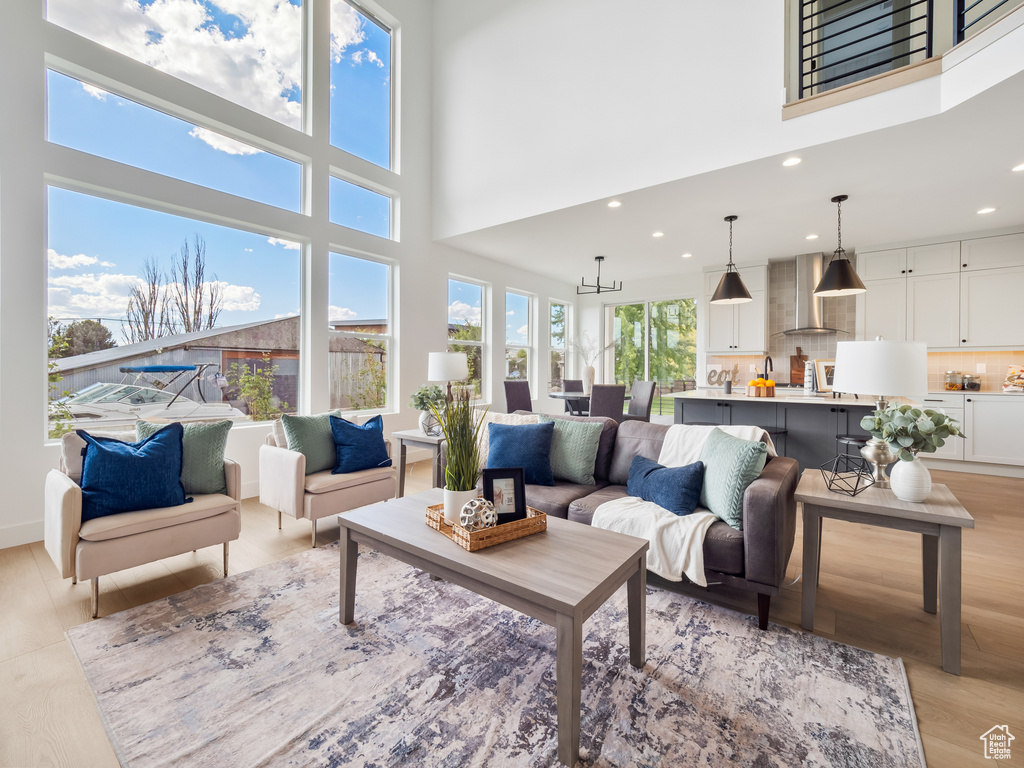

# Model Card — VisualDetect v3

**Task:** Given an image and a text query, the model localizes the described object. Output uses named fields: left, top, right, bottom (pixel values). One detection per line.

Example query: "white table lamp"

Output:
left=428, top=351, right=469, bottom=403
left=832, top=339, right=927, bottom=488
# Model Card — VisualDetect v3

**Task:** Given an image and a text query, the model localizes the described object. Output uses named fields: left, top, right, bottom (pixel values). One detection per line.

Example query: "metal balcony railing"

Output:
left=956, top=0, right=1015, bottom=40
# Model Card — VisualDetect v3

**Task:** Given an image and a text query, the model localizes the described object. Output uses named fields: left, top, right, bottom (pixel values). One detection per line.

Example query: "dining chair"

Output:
left=588, top=384, right=626, bottom=422
left=504, top=380, right=534, bottom=413
left=622, top=380, right=656, bottom=422
left=562, top=379, right=585, bottom=414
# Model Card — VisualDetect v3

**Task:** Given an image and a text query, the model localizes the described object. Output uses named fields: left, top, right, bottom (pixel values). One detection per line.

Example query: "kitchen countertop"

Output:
left=670, top=390, right=909, bottom=406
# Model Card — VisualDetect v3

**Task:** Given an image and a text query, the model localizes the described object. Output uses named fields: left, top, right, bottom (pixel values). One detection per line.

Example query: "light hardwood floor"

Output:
left=1, top=465, right=1021, bottom=767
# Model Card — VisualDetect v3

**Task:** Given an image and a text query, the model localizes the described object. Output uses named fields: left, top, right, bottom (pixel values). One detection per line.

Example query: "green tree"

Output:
left=46, top=317, right=74, bottom=439
left=48, top=319, right=117, bottom=358
left=227, top=352, right=288, bottom=422
left=448, top=321, right=482, bottom=396
left=346, top=342, right=388, bottom=410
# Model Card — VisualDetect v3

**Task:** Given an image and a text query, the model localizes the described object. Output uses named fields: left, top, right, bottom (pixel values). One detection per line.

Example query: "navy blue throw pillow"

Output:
left=487, top=421, right=555, bottom=486
left=329, top=414, right=393, bottom=474
left=626, top=455, right=705, bottom=516
left=78, top=423, right=188, bottom=522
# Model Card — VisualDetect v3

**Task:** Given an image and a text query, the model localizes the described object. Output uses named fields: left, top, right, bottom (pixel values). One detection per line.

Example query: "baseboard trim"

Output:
left=0, top=519, right=44, bottom=550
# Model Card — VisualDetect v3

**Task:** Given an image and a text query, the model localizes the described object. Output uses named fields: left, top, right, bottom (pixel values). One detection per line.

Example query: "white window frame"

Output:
left=548, top=299, right=569, bottom=391
left=504, top=289, right=533, bottom=387
left=447, top=276, right=488, bottom=399
left=329, top=251, right=395, bottom=414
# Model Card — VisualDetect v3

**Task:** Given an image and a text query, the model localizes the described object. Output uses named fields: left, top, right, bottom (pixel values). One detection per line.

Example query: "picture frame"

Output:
left=815, top=358, right=836, bottom=393
left=482, top=467, right=527, bottom=523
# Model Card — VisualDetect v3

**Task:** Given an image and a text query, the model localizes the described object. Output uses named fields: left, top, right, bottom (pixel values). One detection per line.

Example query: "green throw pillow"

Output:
left=539, top=416, right=603, bottom=486
left=281, top=411, right=341, bottom=475
left=699, top=428, right=768, bottom=531
left=136, top=419, right=232, bottom=495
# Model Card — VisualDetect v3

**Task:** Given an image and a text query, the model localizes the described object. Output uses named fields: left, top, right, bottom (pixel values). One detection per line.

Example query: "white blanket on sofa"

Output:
left=592, top=424, right=776, bottom=587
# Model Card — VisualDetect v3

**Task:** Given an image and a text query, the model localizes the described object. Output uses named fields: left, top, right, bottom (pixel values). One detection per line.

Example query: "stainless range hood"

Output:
left=779, top=253, right=846, bottom=336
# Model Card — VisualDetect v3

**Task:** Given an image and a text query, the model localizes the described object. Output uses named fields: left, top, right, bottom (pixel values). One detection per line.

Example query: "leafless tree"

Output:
left=124, top=258, right=173, bottom=343
left=170, top=235, right=222, bottom=334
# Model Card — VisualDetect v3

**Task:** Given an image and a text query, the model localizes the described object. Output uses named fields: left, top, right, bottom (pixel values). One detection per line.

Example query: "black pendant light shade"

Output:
left=710, top=215, right=753, bottom=305
left=814, top=195, right=866, bottom=297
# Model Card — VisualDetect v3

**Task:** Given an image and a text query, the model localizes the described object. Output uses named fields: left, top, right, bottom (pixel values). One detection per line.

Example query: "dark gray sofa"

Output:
left=507, top=414, right=799, bottom=630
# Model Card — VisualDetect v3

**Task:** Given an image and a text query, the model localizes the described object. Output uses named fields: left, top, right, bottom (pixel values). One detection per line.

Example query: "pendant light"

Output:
left=577, top=255, right=623, bottom=295
left=710, top=215, right=753, bottom=304
left=814, top=194, right=866, bottom=297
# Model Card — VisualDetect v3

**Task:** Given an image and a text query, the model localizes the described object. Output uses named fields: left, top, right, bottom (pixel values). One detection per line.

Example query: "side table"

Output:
left=391, top=429, right=445, bottom=498
left=796, top=469, right=974, bottom=675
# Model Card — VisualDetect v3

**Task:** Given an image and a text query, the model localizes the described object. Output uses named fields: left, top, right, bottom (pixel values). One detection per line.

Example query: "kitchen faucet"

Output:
left=762, top=355, right=773, bottom=380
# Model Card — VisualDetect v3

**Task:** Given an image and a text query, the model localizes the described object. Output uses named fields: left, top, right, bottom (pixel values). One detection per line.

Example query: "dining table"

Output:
left=548, top=391, right=630, bottom=417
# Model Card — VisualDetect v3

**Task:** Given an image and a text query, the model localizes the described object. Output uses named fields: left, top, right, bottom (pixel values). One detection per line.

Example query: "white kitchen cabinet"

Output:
left=906, top=242, right=960, bottom=276
left=926, top=408, right=965, bottom=460
left=961, top=232, right=1024, bottom=271
left=705, top=266, right=767, bottom=354
left=855, top=277, right=907, bottom=341
left=856, top=249, right=906, bottom=281
left=960, top=265, right=1024, bottom=347
left=907, top=272, right=960, bottom=348
left=964, top=395, right=1024, bottom=465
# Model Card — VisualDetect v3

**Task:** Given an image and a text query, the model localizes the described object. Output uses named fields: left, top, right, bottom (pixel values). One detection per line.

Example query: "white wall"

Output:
left=0, top=0, right=574, bottom=549
left=431, top=0, right=1024, bottom=240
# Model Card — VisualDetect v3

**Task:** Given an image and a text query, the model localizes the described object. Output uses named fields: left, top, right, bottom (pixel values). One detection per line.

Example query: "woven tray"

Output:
left=425, top=503, right=547, bottom=552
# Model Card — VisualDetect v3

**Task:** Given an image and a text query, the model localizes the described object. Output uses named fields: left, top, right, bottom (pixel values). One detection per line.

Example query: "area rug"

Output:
left=68, top=545, right=926, bottom=768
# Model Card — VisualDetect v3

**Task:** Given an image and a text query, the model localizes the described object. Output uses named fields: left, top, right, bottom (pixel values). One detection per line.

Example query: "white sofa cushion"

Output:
left=78, top=493, right=237, bottom=542
left=304, top=465, right=396, bottom=494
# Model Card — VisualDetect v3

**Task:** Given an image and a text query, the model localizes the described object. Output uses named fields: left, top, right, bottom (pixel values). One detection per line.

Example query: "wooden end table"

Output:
left=391, top=429, right=445, bottom=497
left=338, top=489, right=649, bottom=767
left=796, top=469, right=974, bottom=675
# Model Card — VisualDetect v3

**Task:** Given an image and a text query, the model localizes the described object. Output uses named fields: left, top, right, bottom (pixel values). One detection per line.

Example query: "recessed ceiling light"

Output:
left=1013, top=163, right=1024, bottom=172
left=681, top=252, right=693, bottom=258
left=652, top=231, right=664, bottom=237
left=782, top=157, right=802, bottom=167
left=805, top=234, right=819, bottom=240
left=977, top=207, right=996, bottom=214
left=607, top=200, right=622, bottom=208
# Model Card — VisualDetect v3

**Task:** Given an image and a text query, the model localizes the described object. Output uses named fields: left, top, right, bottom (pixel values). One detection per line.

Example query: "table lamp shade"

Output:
left=832, top=340, right=927, bottom=397
left=427, top=352, right=469, bottom=383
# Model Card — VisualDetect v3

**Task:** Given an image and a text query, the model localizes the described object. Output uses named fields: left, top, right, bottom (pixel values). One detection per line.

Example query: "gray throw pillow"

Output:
left=281, top=411, right=341, bottom=475
left=136, top=419, right=232, bottom=495
left=539, top=416, right=603, bottom=486
left=699, top=428, right=768, bottom=530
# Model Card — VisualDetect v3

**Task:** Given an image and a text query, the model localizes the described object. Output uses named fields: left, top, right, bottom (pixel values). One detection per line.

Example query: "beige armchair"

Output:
left=44, top=433, right=241, bottom=619
left=259, top=432, right=396, bottom=547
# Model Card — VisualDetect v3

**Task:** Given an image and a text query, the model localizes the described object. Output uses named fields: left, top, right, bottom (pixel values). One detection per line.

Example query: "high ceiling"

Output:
left=439, top=71, right=1024, bottom=285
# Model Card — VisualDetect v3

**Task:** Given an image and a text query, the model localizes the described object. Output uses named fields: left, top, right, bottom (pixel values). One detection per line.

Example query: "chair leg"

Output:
left=71, top=576, right=77, bottom=585
left=223, top=542, right=229, bottom=577
left=278, top=510, right=282, bottom=530
left=757, top=593, right=770, bottom=631
left=311, top=518, right=317, bottom=548
left=91, top=578, right=99, bottom=619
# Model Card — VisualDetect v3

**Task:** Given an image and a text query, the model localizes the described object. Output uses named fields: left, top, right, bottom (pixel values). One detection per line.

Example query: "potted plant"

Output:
left=567, top=331, right=616, bottom=395
left=429, top=388, right=488, bottom=524
left=860, top=404, right=965, bottom=502
left=409, top=384, right=446, bottom=436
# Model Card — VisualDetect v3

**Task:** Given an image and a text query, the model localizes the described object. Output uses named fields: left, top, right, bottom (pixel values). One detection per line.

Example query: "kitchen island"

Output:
left=669, top=389, right=896, bottom=472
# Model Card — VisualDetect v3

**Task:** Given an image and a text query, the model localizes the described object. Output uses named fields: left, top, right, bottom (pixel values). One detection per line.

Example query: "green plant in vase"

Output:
left=409, top=384, right=445, bottom=436
left=860, top=403, right=965, bottom=502
left=429, top=387, right=488, bottom=523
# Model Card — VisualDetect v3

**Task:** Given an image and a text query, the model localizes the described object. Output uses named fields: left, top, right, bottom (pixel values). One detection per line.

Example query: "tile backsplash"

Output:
left=926, top=350, right=1024, bottom=392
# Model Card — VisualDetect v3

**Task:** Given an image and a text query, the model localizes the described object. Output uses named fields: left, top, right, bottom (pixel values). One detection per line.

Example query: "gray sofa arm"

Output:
left=741, top=456, right=799, bottom=589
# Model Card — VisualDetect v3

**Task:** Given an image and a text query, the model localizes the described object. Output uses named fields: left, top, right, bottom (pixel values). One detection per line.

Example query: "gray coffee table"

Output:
left=796, top=470, right=974, bottom=674
left=338, top=489, right=650, bottom=767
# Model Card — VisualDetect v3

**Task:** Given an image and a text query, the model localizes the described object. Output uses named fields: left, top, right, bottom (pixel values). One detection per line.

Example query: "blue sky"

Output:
left=45, top=0, right=393, bottom=342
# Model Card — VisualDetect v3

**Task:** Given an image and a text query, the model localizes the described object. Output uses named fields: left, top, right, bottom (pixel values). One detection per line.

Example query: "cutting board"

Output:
left=791, top=347, right=808, bottom=385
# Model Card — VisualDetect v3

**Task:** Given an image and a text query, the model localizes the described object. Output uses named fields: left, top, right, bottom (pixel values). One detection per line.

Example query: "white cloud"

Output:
left=448, top=300, right=481, bottom=326
left=351, top=50, right=363, bottom=64
left=211, top=281, right=261, bottom=312
left=267, top=237, right=300, bottom=250
left=274, top=310, right=299, bottom=319
left=48, top=249, right=104, bottom=270
left=189, top=126, right=263, bottom=156
left=365, top=50, right=384, bottom=68
left=331, top=2, right=366, bottom=63
left=81, top=83, right=109, bottom=100
left=506, top=310, right=515, bottom=316
left=329, top=306, right=357, bottom=322
left=244, top=248, right=253, bottom=253
left=517, top=324, right=529, bottom=337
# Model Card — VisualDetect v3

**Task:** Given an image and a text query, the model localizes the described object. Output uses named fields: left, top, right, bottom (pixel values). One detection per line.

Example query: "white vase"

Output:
left=443, top=488, right=477, bottom=526
left=418, top=410, right=440, bottom=436
left=583, top=365, right=596, bottom=395
left=889, top=458, right=932, bottom=502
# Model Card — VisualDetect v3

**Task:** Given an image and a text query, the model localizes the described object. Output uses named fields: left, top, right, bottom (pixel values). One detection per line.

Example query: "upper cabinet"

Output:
left=704, top=266, right=767, bottom=354
left=907, top=242, right=961, bottom=276
left=961, top=233, right=1024, bottom=271
left=960, top=265, right=1024, bottom=347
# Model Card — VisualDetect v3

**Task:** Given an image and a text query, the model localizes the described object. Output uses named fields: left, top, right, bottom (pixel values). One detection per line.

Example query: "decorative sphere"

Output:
left=460, top=498, right=497, bottom=531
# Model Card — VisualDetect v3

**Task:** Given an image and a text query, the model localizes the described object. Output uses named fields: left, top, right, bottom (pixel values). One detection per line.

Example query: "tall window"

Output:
left=549, top=302, right=567, bottom=393
left=504, top=291, right=531, bottom=383
left=448, top=278, right=485, bottom=397
left=604, top=299, right=697, bottom=412
left=47, top=188, right=300, bottom=438
left=329, top=253, right=392, bottom=412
